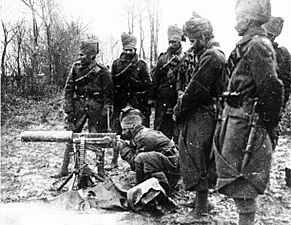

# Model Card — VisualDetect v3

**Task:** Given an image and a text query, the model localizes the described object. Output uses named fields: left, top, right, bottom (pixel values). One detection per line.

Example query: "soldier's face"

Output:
left=189, top=37, right=205, bottom=53
left=78, top=51, right=94, bottom=66
left=169, top=40, right=181, bottom=51
left=121, top=127, right=134, bottom=140
left=123, top=47, right=136, bottom=58
left=235, top=16, right=249, bottom=36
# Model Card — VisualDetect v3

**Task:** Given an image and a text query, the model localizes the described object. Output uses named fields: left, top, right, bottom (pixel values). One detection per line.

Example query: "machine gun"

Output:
left=21, top=131, right=117, bottom=191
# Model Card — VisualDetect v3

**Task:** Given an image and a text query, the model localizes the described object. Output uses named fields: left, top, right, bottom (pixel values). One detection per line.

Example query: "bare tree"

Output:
left=1, top=21, right=16, bottom=88
left=147, top=0, right=161, bottom=68
left=13, top=20, right=26, bottom=91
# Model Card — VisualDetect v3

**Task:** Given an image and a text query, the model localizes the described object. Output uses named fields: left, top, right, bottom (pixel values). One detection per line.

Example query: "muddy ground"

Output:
left=1, top=97, right=291, bottom=224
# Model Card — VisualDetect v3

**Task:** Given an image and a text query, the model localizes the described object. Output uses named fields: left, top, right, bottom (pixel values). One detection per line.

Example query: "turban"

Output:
left=121, top=32, right=137, bottom=49
left=168, top=25, right=183, bottom=42
left=79, top=40, right=99, bottom=56
left=235, top=0, right=271, bottom=24
left=184, top=17, right=213, bottom=39
left=120, top=106, right=143, bottom=129
left=263, top=16, right=284, bottom=37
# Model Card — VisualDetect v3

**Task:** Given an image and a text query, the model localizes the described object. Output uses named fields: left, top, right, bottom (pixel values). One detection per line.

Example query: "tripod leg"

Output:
left=69, top=173, right=77, bottom=191
left=57, top=172, right=74, bottom=192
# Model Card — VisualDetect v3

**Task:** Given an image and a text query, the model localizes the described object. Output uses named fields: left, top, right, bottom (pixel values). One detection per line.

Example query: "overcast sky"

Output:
left=1, top=0, right=290, bottom=57
left=61, top=0, right=291, bottom=57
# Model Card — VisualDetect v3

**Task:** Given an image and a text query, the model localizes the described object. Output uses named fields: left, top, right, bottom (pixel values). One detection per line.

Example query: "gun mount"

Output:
left=21, top=131, right=118, bottom=191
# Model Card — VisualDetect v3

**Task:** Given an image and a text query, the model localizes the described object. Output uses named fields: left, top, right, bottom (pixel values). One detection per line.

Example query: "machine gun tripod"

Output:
left=21, top=131, right=117, bottom=191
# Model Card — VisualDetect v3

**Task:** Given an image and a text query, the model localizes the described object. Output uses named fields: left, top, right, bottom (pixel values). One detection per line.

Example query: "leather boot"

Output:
left=51, top=143, right=71, bottom=178
left=195, top=190, right=209, bottom=215
left=234, top=198, right=257, bottom=225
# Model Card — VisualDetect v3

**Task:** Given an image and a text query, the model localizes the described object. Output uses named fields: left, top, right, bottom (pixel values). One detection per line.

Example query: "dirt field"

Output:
left=1, top=98, right=291, bottom=225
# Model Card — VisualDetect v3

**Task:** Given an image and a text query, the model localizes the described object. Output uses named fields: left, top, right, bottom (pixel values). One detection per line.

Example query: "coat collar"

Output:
left=236, top=27, right=267, bottom=46
left=132, top=124, right=146, bottom=137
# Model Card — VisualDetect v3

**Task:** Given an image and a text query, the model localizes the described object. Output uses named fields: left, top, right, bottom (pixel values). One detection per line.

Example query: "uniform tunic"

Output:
left=273, top=42, right=291, bottom=109
left=178, top=39, right=226, bottom=191
left=214, top=27, right=283, bottom=198
left=150, top=46, right=183, bottom=142
left=119, top=125, right=180, bottom=193
left=111, top=53, right=152, bottom=130
left=64, top=60, right=114, bottom=132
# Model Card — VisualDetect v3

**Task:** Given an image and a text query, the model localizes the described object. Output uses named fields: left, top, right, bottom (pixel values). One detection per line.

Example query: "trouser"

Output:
left=134, top=151, right=180, bottom=194
left=234, top=198, right=257, bottom=225
left=195, top=190, right=209, bottom=215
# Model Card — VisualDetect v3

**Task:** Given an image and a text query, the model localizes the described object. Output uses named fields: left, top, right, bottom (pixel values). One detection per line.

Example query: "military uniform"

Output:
left=64, top=60, right=114, bottom=132
left=176, top=47, right=196, bottom=93
left=262, top=16, right=291, bottom=109
left=119, top=124, right=180, bottom=194
left=213, top=27, right=283, bottom=225
left=52, top=40, right=114, bottom=178
left=274, top=43, right=291, bottom=109
left=112, top=53, right=152, bottom=130
left=150, top=47, right=183, bottom=143
left=176, top=39, right=225, bottom=192
left=215, top=27, right=283, bottom=198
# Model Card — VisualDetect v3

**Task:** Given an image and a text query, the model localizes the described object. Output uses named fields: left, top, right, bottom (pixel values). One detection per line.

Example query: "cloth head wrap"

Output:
left=79, top=40, right=99, bottom=56
left=120, top=106, right=143, bottom=129
left=184, top=17, right=213, bottom=39
left=262, top=16, right=284, bottom=37
left=235, top=0, right=271, bottom=24
left=121, top=32, right=137, bottom=49
left=168, top=25, right=183, bottom=42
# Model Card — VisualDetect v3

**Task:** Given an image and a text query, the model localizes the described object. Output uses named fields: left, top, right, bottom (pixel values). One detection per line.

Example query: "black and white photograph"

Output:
left=1, top=0, right=291, bottom=224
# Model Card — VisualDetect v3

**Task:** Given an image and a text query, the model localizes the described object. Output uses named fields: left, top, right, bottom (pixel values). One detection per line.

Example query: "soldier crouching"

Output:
left=117, top=106, right=180, bottom=195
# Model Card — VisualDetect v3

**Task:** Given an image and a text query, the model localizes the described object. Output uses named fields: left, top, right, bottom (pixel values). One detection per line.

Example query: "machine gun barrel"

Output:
left=21, top=131, right=117, bottom=148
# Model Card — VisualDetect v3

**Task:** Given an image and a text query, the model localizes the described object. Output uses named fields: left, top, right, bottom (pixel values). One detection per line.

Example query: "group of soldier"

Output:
left=51, top=0, right=290, bottom=224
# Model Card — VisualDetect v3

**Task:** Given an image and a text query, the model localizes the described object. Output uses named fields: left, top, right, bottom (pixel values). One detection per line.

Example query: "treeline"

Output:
left=1, top=0, right=161, bottom=100
left=1, top=0, right=90, bottom=99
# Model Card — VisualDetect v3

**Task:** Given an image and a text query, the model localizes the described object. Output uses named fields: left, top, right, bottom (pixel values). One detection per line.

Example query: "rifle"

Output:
left=241, top=98, right=259, bottom=170
left=21, top=131, right=117, bottom=191
left=159, top=55, right=180, bottom=71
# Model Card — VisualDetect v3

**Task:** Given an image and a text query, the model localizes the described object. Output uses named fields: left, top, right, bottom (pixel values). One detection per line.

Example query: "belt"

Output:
left=76, top=91, right=102, bottom=99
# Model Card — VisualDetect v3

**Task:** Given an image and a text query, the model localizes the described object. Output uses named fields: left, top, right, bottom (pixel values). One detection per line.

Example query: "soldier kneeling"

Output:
left=118, top=106, right=180, bottom=195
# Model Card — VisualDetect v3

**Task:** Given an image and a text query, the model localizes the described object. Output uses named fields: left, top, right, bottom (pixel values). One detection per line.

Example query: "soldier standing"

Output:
left=149, top=25, right=184, bottom=144
left=263, top=16, right=291, bottom=109
left=173, top=14, right=226, bottom=223
left=111, top=32, right=152, bottom=167
left=51, top=40, right=114, bottom=178
left=118, top=106, right=180, bottom=195
left=213, top=1, right=283, bottom=224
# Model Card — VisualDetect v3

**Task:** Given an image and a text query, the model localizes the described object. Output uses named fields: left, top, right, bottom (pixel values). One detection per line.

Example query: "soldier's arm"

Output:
left=119, top=140, right=136, bottom=170
left=277, top=47, right=291, bottom=106
left=63, top=65, right=76, bottom=114
left=101, top=67, right=114, bottom=106
left=248, top=38, right=283, bottom=130
left=140, top=61, right=152, bottom=92
left=149, top=56, right=163, bottom=99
